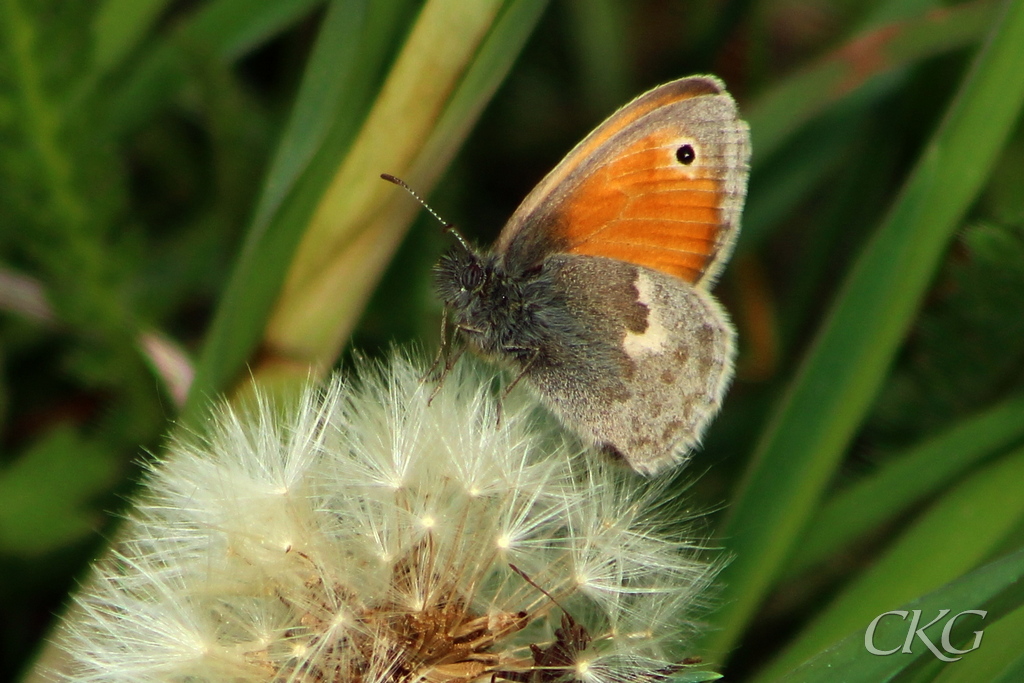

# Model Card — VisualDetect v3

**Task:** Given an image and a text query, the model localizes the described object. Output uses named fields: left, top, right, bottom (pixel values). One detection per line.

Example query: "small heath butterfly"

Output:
left=404, top=76, right=749, bottom=475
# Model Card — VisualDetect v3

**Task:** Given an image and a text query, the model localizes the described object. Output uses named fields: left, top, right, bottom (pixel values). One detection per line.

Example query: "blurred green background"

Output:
left=3, top=1, right=1024, bottom=681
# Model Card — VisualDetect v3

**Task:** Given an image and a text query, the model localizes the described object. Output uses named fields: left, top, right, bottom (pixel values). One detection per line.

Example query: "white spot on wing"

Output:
left=623, top=272, right=669, bottom=358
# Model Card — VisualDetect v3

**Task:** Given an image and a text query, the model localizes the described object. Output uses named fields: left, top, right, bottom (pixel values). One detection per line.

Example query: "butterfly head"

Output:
left=434, top=241, right=553, bottom=362
left=434, top=244, right=489, bottom=311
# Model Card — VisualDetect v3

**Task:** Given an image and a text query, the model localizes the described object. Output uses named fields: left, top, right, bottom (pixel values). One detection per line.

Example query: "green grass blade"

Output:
left=931, top=606, right=1024, bottom=683
left=784, top=394, right=1024, bottom=580
left=108, top=0, right=325, bottom=134
left=991, top=645, right=1024, bottom=683
left=182, top=0, right=408, bottom=421
left=738, top=0, right=995, bottom=253
left=746, top=0, right=994, bottom=170
left=261, top=0, right=547, bottom=383
left=90, top=0, right=169, bottom=78
left=781, top=547, right=1024, bottom=683
left=859, top=0, right=942, bottom=29
left=566, top=0, right=631, bottom=115
left=406, top=0, right=551, bottom=187
left=702, top=0, right=1024, bottom=659
left=247, top=0, right=411, bottom=239
left=755, top=446, right=1024, bottom=681
left=741, top=101, right=864, bottom=250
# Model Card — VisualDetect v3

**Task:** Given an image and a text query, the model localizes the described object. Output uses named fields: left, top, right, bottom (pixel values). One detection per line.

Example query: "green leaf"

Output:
left=261, top=0, right=515, bottom=364
left=738, top=0, right=996, bottom=252
left=756, top=446, right=1024, bottom=681
left=107, top=0, right=326, bottom=134
left=0, top=426, right=119, bottom=556
left=182, top=0, right=412, bottom=421
left=992, top=648, right=1024, bottom=683
left=703, top=0, right=1024, bottom=660
left=870, top=222, right=1024, bottom=437
left=785, top=393, right=1024, bottom=580
left=782, top=547, right=1024, bottom=682
left=0, top=0, right=159, bottom=412
left=90, top=0, right=170, bottom=78
left=745, top=0, right=995, bottom=170
left=566, top=0, right=631, bottom=116
left=931, top=605, right=1024, bottom=683
left=253, top=0, right=548, bottom=397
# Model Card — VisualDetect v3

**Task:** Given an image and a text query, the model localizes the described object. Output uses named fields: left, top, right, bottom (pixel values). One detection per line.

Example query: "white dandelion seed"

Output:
left=52, top=352, right=720, bottom=683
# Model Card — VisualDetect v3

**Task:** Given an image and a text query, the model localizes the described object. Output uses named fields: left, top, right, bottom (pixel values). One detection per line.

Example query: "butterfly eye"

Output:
left=464, top=262, right=485, bottom=290
left=676, top=144, right=696, bottom=165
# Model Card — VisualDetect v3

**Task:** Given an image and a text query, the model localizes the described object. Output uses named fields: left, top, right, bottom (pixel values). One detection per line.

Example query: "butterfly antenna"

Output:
left=380, top=173, right=473, bottom=253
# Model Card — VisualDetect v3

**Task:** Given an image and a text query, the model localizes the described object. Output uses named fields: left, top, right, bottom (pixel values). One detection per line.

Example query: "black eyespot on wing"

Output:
left=676, top=144, right=695, bottom=165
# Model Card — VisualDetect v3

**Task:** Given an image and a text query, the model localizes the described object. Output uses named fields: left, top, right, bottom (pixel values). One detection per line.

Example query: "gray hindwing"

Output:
left=526, top=255, right=736, bottom=475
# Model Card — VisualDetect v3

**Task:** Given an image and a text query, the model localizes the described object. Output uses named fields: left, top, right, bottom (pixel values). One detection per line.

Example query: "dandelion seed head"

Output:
left=54, top=352, right=718, bottom=683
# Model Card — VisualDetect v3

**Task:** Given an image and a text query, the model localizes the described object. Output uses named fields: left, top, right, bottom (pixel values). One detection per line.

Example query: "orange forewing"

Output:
left=495, top=79, right=725, bottom=257
left=554, top=131, right=724, bottom=283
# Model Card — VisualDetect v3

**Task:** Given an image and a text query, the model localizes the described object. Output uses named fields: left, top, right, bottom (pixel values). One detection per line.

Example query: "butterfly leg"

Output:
left=427, top=343, right=468, bottom=406
left=502, top=348, right=540, bottom=398
left=493, top=347, right=540, bottom=427
left=422, top=307, right=450, bottom=383
left=426, top=321, right=483, bottom=405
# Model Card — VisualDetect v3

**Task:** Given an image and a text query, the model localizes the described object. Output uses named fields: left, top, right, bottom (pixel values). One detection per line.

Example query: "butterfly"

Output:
left=422, top=75, right=749, bottom=475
